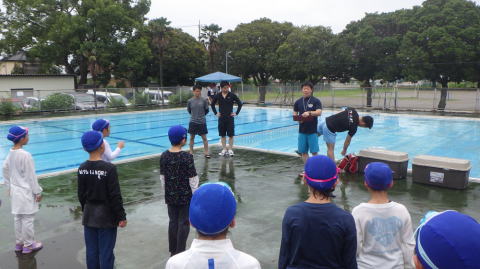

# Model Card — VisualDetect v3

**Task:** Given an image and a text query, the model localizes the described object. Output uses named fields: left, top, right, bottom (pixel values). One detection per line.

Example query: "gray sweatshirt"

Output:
left=187, top=97, right=209, bottom=124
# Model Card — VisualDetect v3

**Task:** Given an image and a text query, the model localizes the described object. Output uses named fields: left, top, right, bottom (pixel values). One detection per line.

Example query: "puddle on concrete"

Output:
left=0, top=148, right=478, bottom=268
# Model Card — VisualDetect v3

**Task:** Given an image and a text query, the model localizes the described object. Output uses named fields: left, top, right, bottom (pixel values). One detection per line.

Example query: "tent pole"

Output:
left=241, top=80, right=244, bottom=100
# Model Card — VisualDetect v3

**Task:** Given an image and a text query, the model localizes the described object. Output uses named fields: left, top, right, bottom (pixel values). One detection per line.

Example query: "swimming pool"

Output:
left=0, top=107, right=479, bottom=182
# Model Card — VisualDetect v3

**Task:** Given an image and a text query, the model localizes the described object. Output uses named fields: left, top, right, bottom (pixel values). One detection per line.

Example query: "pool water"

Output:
left=1, top=107, right=479, bottom=182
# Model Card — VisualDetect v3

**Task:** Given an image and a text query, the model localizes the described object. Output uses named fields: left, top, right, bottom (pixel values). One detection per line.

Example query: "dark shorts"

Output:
left=188, top=122, right=208, bottom=135
left=218, top=116, right=234, bottom=137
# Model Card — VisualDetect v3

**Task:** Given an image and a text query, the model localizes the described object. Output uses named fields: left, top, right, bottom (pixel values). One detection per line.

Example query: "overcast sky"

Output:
left=147, top=0, right=480, bottom=38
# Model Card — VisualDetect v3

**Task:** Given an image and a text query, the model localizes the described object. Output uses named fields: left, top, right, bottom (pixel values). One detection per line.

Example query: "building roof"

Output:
left=0, top=51, right=28, bottom=62
left=0, top=74, right=76, bottom=78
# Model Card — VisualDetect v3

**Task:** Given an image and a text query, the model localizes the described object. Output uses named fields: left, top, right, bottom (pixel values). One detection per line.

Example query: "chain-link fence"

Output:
left=1, top=84, right=480, bottom=115
left=0, top=86, right=194, bottom=115
left=234, top=84, right=480, bottom=112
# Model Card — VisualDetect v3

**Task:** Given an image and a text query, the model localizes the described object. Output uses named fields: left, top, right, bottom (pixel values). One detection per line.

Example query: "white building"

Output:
left=0, top=74, right=76, bottom=99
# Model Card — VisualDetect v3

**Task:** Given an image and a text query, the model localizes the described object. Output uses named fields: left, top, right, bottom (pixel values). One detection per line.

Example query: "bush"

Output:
left=133, top=93, right=151, bottom=106
left=0, top=100, right=19, bottom=116
left=169, top=91, right=193, bottom=105
left=41, top=93, right=74, bottom=111
left=108, top=97, right=127, bottom=108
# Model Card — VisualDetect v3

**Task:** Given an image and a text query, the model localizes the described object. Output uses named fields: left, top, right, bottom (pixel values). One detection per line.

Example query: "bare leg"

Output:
left=189, top=135, right=195, bottom=154
left=327, top=143, right=335, bottom=162
left=228, top=136, right=234, bottom=150
left=302, top=153, right=309, bottom=164
left=221, top=137, right=227, bottom=151
left=201, top=134, right=209, bottom=155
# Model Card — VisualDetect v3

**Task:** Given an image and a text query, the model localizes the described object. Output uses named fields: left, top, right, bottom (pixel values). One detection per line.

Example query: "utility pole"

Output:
left=198, top=20, right=201, bottom=42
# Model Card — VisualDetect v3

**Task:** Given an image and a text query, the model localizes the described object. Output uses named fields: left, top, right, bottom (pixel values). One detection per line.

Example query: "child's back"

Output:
left=279, top=156, right=357, bottom=269
left=352, top=201, right=414, bottom=269
left=353, top=162, right=414, bottom=269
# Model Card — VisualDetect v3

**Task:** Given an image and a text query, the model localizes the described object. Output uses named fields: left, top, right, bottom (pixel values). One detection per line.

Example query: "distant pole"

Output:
left=198, top=20, right=201, bottom=42
left=225, top=50, right=231, bottom=73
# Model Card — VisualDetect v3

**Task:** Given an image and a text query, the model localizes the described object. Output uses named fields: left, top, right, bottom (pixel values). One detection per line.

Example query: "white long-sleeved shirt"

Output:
left=166, top=239, right=261, bottom=269
left=101, top=139, right=121, bottom=162
left=352, top=202, right=415, bottom=269
left=2, top=149, right=43, bottom=215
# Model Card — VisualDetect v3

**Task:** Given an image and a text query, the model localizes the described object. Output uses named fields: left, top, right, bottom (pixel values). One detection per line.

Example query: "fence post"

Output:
left=383, top=91, right=387, bottom=110
left=331, top=86, right=335, bottom=109
left=433, top=87, right=437, bottom=110
left=394, top=86, right=398, bottom=111
left=476, top=88, right=480, bottom=112
left=179, top=86, right=182, bottom=104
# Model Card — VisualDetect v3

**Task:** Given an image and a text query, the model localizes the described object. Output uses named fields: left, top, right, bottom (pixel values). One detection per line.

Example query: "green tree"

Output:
left=148, top=17, right=172, bottom=87
left=341, top=10, right=412, bottom=106
left=201, top=24, right=222, bottom=72
left=161, top=29, right=207, bottom=85
left=0, top=0, right=150, bottom=84
left=113, top=37, right=152, bottom=86
left=143, top=21, right=207, bottom=86
left=272, top=26, right=336, bottom=84
left=219, top=18, right=295, bottom=103
left=398, top=0, right=478, bottom=109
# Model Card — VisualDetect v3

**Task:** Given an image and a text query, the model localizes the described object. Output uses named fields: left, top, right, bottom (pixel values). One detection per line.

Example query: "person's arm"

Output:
left=189, top=175, right=199, bottom=193
left=341, top=135, right=353, bottom=156
left=2, top=157, right=10, bottom=190
left=186, top=154, right=198, bottom=193
left=351, top=207, right=363, bottom=257
left=278, top=207, right=300, bottom=269
left=106, top=166, right=127, bottom=224
left=26, top=153, right=42, bottom=200
left=210, top=94, right=218, bottom=115
left=103, top=140, right=123, bottom=161
left=343, top=214, right=358, bottom=269
left=401, top=208, right=416, bottom=269
left=234, top=94, right=243, bottom=115
left=187, top=100, right=192, bottom=114
left=204, top=98, right=209, bottom=115
left=77, top=171, right=86, bottom=210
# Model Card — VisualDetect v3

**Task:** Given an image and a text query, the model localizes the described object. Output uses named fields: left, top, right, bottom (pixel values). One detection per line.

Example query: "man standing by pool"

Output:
left=187, top=85, right=210, bottom=158
left=211, top=81, right=243, bottom=157
left=293, top=82, right=322, bottom=175
left=318, top=107, right=373, bottom=161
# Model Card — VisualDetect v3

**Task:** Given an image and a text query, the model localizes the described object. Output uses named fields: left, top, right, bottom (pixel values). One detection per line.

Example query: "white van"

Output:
left=86, top=90, right=131, bottom=107
left=143, top=88, right=173, bottom=104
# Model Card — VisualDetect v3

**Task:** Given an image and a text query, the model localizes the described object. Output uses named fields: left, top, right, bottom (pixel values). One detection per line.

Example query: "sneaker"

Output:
left=22, top=242, right=43, bottom=254
left=218, top=149, right=227, bottom=156
left=228, top=150, right=234, bottom=156
left=14, top=244, right=23, bottom=252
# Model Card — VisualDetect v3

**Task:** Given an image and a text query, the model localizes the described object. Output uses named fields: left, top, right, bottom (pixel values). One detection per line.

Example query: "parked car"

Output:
left=86, top=90, right=131, bottom=107
left=22, top=97, right=42, bottom=109
left=143, top=88, right=173, bottom=104
left=63, top=92, right=106, bottom=110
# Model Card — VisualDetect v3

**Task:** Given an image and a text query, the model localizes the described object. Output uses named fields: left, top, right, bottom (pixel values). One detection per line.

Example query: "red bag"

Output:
left=338, top=154, right=359, bottom=174
left=348, top=155, right=359, bottom=174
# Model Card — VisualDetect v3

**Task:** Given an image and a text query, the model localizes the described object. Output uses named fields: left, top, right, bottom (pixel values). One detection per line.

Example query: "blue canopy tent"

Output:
left=195, top=71, right=244, bottom=97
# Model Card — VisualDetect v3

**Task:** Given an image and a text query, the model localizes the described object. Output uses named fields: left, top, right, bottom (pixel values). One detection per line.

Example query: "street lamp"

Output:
left=225, top=50, right=231, bottom=73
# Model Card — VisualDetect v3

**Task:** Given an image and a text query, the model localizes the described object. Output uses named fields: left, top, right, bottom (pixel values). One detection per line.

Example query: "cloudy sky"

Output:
left=148, top=0, right=480, bottom=38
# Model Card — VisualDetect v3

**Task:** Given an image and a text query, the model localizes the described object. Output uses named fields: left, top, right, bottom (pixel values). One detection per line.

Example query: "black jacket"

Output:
left=77, top=160, right=126, bottom=228
left=211, top=91, right=243, bottom=116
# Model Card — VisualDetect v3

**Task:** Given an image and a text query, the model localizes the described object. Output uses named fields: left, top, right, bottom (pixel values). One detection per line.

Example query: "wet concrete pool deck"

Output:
left=1, top=148, right=479, bottom=269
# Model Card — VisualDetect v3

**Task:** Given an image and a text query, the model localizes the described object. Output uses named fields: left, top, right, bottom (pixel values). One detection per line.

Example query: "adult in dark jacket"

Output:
left=211, top=81, right=243, bottom=157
